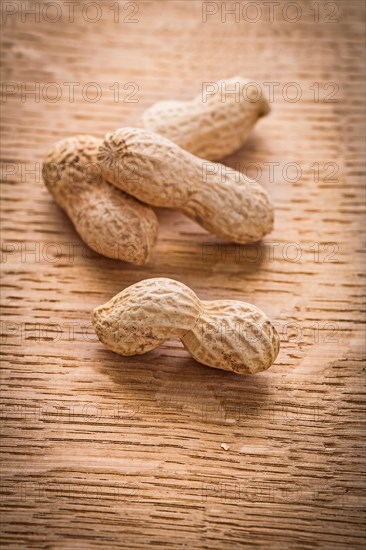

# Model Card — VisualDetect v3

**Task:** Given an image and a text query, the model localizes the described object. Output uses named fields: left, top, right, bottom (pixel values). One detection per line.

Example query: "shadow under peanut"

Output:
left=95, top=343, right=272, bottom=427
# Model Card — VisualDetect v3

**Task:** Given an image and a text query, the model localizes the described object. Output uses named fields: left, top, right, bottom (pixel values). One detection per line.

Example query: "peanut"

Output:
left=98, top=128, right=274, bottom=244
left=138, top=76, right=270, bottom=161
left=92, top=278, right=280, bottom=374
left=42, top=135, right=158, bottom=265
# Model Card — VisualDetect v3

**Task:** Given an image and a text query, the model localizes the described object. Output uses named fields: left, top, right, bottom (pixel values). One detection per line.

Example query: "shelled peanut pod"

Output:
left=98, top=128, right=274, bottom=244
left=138, top=76, right=270, bottom=161
left=42, top=135, right=158, bottom=265
left=93, top=278, right=280, bottom=375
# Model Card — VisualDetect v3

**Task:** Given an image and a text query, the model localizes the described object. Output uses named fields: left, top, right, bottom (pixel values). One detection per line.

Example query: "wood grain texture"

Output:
left=1, top=0, right=365, bottom=548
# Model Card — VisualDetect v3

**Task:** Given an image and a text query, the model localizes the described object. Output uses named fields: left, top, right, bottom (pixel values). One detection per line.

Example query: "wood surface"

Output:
left=1, top=0, right=365, bottom=548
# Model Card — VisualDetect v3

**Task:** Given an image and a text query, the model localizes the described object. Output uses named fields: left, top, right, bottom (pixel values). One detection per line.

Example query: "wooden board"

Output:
left=1, top=0, right=365, bottom=547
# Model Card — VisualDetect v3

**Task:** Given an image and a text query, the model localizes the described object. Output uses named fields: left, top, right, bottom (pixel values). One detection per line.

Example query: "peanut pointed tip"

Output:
left=92, top=305, right=106, bottom=345
left=261, top=97, right=271, bottom=117
left=131, top=249, right=152, bottom=266
left=92, top=305, right=100, bottom=328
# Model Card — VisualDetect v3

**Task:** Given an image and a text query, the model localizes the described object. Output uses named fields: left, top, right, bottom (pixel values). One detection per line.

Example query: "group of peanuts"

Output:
left=43, top=77, right=280, bottom=375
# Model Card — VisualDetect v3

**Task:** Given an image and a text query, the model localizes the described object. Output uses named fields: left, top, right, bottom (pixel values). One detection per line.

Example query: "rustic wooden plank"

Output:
left=1, top=0, right=365, bottom=548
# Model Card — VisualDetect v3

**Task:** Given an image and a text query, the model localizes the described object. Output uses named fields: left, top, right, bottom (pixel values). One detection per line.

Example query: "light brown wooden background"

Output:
left=1, top=0, right=365, bottom=548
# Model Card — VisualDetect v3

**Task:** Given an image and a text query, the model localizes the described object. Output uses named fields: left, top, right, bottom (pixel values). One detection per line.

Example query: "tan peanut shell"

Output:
left=93, top=278, right=280, bottom=374
left=138, top=76, right=270, bottom=161
left=42, top=135, right=158, bottom=265
left=98, top=128, right=274, bottom=244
